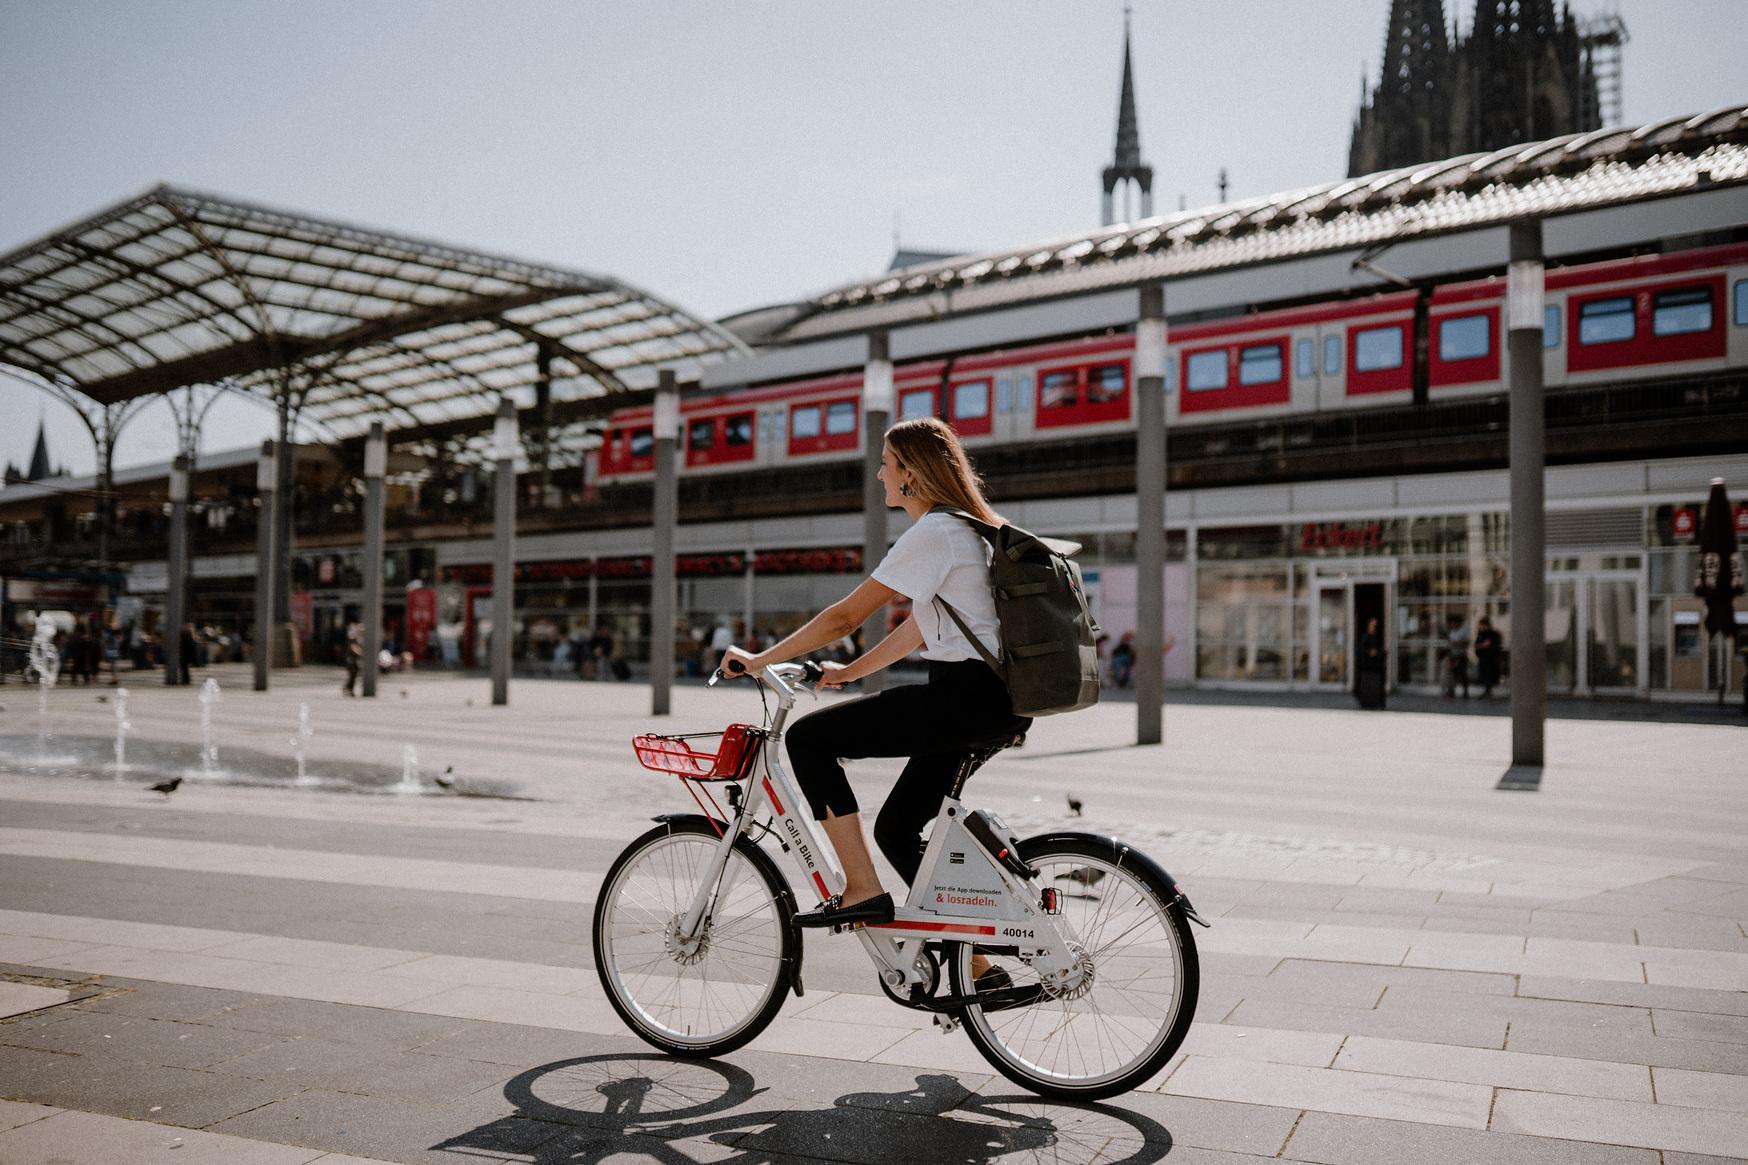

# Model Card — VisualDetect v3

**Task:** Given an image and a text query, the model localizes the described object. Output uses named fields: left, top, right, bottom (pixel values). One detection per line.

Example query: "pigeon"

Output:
left=400, top=689, right=409, bottom=698
left=434, top=765, right=455, bottom=790
left=95, top=694, right=108, bottom=703
left=1066, top=795, right=1083, bottom=817
left=148, top=777, right=182, bottom=797
left=1057, top=866, right=1107, bottom=887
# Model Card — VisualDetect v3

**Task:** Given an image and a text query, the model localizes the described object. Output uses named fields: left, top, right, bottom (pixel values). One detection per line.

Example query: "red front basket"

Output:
left=632, top=724, right=763, bottom=781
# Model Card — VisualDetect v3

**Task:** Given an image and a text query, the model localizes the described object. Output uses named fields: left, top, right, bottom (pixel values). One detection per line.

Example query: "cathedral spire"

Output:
left=1101, top=6, right=1153, bottom=227
left=27, top=417, right=52, bottom=481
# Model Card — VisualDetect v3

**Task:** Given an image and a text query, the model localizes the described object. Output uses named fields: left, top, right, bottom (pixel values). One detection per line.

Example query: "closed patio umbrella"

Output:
left=1694, top=478, right=1743, bottom=703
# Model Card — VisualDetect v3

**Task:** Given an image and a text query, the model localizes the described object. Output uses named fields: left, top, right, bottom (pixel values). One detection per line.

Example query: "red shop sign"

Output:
left=1299, top=522, right=1384, bottom=552
left=1736, top=505, right=1748, bottom=537
left=1672, top=508, right=1697, bottom=539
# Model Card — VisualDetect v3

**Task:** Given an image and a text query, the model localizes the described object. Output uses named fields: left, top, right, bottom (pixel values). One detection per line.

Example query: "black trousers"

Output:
left=785, top=660, right=1029, bottom=885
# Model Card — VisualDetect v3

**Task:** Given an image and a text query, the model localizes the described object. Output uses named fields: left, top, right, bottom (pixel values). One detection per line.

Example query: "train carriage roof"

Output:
left=773, top=105, right=1748, bottom=345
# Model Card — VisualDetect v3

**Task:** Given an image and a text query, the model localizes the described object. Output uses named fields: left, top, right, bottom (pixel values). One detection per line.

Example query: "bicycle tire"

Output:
left=950, top=832, right=1199, bottom=1101
left=593, top=817, right=797, bottom=1057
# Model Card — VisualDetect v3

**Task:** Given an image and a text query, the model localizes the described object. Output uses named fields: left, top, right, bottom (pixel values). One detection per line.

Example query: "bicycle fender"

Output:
left=1021, top=830, right=1210, bottom=928
left=648, top=812, right=809, bottom=995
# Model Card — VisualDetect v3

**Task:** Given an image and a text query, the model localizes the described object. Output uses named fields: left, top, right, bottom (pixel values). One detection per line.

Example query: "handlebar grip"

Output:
left=801, top=660, right=823, bottom=682
left=723, top=656, right=748, bottom=675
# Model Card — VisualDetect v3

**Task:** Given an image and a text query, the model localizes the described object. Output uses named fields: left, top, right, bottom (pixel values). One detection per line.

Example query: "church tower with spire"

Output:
left=1101, top=8, right=1154, bottom=227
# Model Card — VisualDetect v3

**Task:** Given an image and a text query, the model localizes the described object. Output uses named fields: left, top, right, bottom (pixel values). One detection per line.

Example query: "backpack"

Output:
left=930, top=508, right=1101, bottom=717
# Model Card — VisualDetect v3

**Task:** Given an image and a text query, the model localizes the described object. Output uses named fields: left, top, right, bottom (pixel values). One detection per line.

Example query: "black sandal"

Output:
left=793, top=892, right=894, bottom=929
left=974, top=963, right=1045, bottom=1011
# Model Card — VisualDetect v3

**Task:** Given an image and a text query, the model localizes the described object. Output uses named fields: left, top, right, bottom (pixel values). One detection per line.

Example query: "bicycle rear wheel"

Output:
left=593, top=818, right=796, bottom=1057
left=950, top=834, right=1198, bottom=1101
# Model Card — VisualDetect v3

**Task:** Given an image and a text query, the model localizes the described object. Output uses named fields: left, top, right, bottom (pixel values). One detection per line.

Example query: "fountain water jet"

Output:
left=29, top=620, right=61, bottom=761
left=196, top=678, right=223, bottom=776
left=112, top=687, right=133, bottom=773
left=292, top=703, right=317, bottom=786
left=394, top=744, right=423, bottom=794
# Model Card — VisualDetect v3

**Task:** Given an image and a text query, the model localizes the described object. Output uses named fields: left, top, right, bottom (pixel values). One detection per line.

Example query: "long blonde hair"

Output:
left=885, top=417, right=1001, bottom=525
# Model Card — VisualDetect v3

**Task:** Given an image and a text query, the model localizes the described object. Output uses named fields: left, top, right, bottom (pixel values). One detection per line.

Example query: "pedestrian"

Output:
left=1443, top=613, right=1471, bottom=700
left=1473, top=615, right=1503, bottom=698
left=342, top=619, right=362, bottom=696
left=589, top=621, right=617, bottom=680
left=178, top=623, right=197, bottom=685
left=1355, top=616, right=1386, bottom=709
left=1110, top=632, right=1135, bottom=689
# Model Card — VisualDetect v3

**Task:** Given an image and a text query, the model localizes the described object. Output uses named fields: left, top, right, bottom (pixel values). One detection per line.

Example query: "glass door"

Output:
left=1545, top=579, right=1578, bottom=694
left=1313, top=583, right=1349, bottom=688
left=1545, top=572, right=1643, bottom=694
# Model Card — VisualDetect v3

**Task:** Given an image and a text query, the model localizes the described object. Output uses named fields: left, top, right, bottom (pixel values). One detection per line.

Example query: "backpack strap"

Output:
left=934, top=595, right=1004, bottom=676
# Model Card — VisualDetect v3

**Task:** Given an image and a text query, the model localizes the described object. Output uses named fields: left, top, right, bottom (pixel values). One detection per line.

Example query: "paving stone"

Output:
left=1517, top=973, right=1748, bottom=1018
left=1333, top=1035, right=1652, bottom=1100
left=1163, top=1055, right=1491, bottom=1127
left=5, top=1048, right=309, bottom=1128
left=209, top=994, right=473, bottom=1049
left=1653, top=1007, right=1748, bottom=1045
left=1506, top=1022, right=1748, bottom=1074
left=396, top=1017, right=604, bottom=1067
left=0, top=1009, right=283, bottom=1070
left=0, top=1108, right=333, bottom=1165
left=1208, top=968, right=1386, bottom=1010
left=211, top=1087, right=568, bottom=1165
left=1267, top=957, right=1516, bottom=998
left=1225, top=998, right=1507, bottom=1050
left=1282, top=1109, right=1659, bottom=1164
left=1653, top=1065, right=1748, bottom=1112
left=73, top=978, right=259, bottom=1022
left=1006, top=1088, right=1301, bottom=1158
left=0, top=1098, right=58, bottom=1133
left=1378, top=985, right=1653, bottom=1035
left=1220, top=905, right=1430, bottom=933
left=1492, top=1088, right=1748, bottom=1158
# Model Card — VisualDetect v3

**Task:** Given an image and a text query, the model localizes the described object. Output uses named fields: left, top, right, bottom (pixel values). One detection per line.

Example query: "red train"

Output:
left=597, top=242, right=1748, bottom=482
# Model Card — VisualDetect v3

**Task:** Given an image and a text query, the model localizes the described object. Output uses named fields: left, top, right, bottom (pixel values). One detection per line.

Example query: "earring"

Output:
left=899, top=481, right=914, bottom=498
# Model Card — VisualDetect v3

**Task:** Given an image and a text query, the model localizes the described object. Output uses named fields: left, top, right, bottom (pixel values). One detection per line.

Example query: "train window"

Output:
left=898, top=388, right=933, bottom=421
left=996, top=376, right=1014, bottom=414
left=1017, top=372, right=1034, bottom=412
left=725, top=413, right=753, bottom=446
left=1186, top=350, right=1228, bottom=391
left=1087, top=364, right=1125, bottom=402
left=1166, top=359, right=1176, bottom=394
left=1543, top=304, right=1561, bottom=348
left=1323, top=334, right=1341, bottom=375
left=688, top=419, right=714, bottom=450
left=1578, top=296, right=1635, bottom=344
left=1039, top=368, right=1079, bottom=408
left=825, top=400, right=858, bottom=435
left=1736, top=280, right=1748, bottom=326
left=1652, top=286, right=1713, bottom=336
left=1354, top=325, right=1404, bottom=371
left=1438, top=314, right=1490, bottom=361
left=1295, top=338, right=1313, bottom=379
left=1238, top=343, right=1283, bottom=385
left=791, top=405, right=821, bottom=439
left=629, top=428, right=653, bottom=459
left=953, top=379, right=990, bottom=418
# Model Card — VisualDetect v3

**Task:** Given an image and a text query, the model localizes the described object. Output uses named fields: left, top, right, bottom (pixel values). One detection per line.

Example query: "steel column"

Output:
left=1508, top=220, right=1546, bottom=768
left=253, top=441, right=277, bottom=692
left=274, top=401, right=292, bottom=626
left=651, top=369, right=679, bottom=716
left=861, top=331, right=893, bottom=692
left=1134, top=285, right=1168, bottom=744
left=361, top=422, right=386, bottom=698
left=164, top=455, right=189, bottom=687
left=491, top=399, right=519, bottom=707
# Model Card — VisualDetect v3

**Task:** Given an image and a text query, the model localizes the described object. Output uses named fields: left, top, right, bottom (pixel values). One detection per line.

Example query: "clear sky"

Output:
left=3, top=0, right=1744, bottom=476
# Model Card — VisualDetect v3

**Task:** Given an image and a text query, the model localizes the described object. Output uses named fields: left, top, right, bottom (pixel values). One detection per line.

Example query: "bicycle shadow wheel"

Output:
left=947, top=1092, right=1174, bottom=1165
left=502, top=1053, right=761, bottom=1130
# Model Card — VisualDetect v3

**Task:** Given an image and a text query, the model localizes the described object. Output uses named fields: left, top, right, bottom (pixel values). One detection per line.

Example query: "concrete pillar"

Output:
left=164, top=455, right=189, bottom=687
left=253, top=440, right=277, bottom=692
left=535, top=345, right=554, bottom=507
left=274, top=401, right=292, bottom=626
left=861, top=331, right=893, bottom=692
left=491, top=398, right=519, bottom=707
left=1134, top=285, right=1168, bottom=745
left=1508, top=219, right=1546, bottom=769
left=361, top=422, right=386, bottom=698
left=651, top=369, right=679, bottom=716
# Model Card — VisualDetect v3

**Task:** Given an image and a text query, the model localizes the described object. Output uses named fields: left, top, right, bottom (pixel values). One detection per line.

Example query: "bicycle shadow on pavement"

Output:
left=434, top=1052, right=1175, bottom=1164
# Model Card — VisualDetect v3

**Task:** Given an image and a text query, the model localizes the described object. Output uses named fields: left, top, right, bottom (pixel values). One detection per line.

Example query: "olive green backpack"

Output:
left=931, top=508, right=1101, bottom=717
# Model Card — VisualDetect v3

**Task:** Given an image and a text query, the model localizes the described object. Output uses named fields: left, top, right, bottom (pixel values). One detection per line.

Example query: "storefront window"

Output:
left=1196, top=563, right=1290, bottom=681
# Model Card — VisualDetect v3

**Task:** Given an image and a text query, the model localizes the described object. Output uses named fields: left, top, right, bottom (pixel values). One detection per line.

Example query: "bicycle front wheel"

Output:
left=951, top=834, right=1199, bottom=1101
left=593, top=818, right=796, bottom=1057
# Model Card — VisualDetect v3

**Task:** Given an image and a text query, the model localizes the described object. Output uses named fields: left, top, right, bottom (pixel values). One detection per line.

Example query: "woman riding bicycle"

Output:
left=722, top=417, right=1028, bottom=965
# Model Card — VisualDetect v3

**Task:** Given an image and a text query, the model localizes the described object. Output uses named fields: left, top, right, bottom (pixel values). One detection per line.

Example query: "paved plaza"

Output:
left=0, top=664, right=1745, bottom=1164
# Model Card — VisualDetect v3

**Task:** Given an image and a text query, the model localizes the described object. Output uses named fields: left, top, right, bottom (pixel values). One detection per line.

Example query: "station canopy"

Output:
left=0, top=184, right=749, bottom=441
left=778, top=104, right=1748, bottom=342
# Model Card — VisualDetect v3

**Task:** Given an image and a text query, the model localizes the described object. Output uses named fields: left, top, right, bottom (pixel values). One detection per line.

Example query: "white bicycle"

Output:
left=592, top=661, right=1205, bottom=1101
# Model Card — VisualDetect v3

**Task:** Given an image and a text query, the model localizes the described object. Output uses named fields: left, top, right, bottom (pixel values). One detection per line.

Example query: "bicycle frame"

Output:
left=676, top=664, right=1082, bottom=996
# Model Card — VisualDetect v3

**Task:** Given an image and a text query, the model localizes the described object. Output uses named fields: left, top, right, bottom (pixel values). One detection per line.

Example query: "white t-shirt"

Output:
left=872, top=513, right=1000, bottom=662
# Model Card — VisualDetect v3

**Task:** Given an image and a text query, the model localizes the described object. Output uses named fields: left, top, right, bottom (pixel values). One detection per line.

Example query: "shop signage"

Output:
left=5, top=579, right=102, bottom=605
left=1672, top=507, right=1697, bottom=539
left=406, top=586, right=437, bottom=660
left=1736, top=505, right=1748, bottom=537
left=290, top=591, right=313, bottom=642
left=754, top=548, right=862, bottom=574
left=317, top=557, right=336, bottom=585
left=441, top=547, right=862, bottom=585
left=1299, top=522, right=1385, bottom=552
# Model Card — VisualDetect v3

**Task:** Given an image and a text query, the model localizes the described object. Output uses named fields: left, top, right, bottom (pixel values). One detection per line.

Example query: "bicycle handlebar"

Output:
left=708, top=658, right=821, bottom=694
